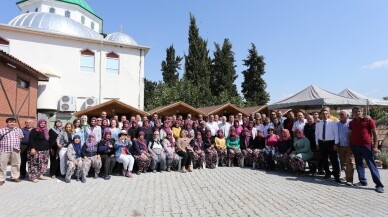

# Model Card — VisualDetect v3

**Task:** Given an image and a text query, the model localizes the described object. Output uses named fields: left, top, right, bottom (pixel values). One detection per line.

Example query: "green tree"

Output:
left=211, top=38, right=239, bottom=99
left=241, top=43, right=270, bottom=106
left=184, top=13, right=212, bottom=106
left=144, top=78, right=158, bottom=111
left=161, top=44, right=183, bottom=85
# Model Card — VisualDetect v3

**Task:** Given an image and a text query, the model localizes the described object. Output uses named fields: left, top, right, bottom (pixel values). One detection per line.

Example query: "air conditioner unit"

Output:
left=59, top=95, right=76, bottom=112
left=85, top=97, right=98, bottom=108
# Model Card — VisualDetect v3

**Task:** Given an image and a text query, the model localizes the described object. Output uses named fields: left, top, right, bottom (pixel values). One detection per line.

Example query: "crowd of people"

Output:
left=0, top=106, right=384, bottom=193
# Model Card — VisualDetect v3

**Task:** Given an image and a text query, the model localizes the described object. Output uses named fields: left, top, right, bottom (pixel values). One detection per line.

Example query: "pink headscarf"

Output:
left=35, top=119, right=49, bottom=140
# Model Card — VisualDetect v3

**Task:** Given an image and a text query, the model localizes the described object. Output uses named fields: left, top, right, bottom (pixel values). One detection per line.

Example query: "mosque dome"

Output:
left=105, top=32, right=137, bottom=45
left=8, top=12, right=103, bottom=40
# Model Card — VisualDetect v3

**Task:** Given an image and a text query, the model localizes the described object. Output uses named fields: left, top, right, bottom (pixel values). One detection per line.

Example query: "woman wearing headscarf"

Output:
left=65, top=135, right=84, bottom=183
left=121, top=120, right=130, bottom=132
left=140, top=120, right=153, bottom=143
left=252, top=129, right=266, bottom=169
left=275, top=129, right=294, bottom=169
left=81, top=133, right=102, bottom=181
left=57, top=123, right=75, bottom=176
left=263, top=127, right=280, bottom=171
left=152, top=119, right=162, bottom=134
left=203, top=129, right=218, bottom=169
left=289, top=128, right=313, bottom=173
left=172, top=120, right=181, bottom=141
left=133, top=131, right=151, bottom=175
left=148, top=131, right=166, bottom=173
left=115, top=130, right=134, bottom=178
left=233, top=120, right=243, bottom=137
left=163, top=132, right=179, bottom=172
left=98, top=130, right=117, bottom=180
left=240, top=128, right=254, bottom=166
left=190, top=131, right=206, bottom=169
left=226, top=127, right=242, bottom=167
left=160, top=121, right=172, bottom=141
left=28, top=119, right=50, bottom=182
left=215, top=129, right=227, bottom=167
left=101, top=118, right=110, bottom=133
left=49, top=120, right=62, bottom=178
left=176, top=130, right=194, bottom=172
left=129, top=120, right=140, bottom=141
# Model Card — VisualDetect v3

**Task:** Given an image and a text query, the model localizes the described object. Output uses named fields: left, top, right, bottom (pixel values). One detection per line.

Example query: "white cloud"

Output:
left=364, top=58, right=388, bottom=69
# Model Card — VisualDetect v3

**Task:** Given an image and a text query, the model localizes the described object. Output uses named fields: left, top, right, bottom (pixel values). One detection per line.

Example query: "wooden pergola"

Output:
left=148, top=101, right=206, bottom=118
left=198, top=103, right=248, bottom=117
left=241, top=105, right=268, bottom=116
left=74, top=99, right=149, bottom=118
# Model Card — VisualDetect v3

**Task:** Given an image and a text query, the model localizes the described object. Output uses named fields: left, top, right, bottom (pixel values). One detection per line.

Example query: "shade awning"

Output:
left=148, top=101, right=206, bottom=117
left=74, top=99, right=149, bottom=117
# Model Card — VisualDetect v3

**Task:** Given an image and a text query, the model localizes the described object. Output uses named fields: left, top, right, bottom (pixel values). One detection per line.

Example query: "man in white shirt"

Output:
left=206, top=115, right=219, bottom=136
left=292, top=112, right=306, bottom=136
left=315, top=107, right=341, bottom=183
left=218, top=116, right=231, bottom=138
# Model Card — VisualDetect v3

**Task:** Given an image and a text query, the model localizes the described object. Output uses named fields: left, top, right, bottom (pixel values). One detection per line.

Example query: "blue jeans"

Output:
left=351, top=145, right=384, bottom=188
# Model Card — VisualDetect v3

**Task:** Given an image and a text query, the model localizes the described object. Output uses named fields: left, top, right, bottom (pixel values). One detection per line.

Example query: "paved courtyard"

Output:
left=0, top=166, right=387, bottom=217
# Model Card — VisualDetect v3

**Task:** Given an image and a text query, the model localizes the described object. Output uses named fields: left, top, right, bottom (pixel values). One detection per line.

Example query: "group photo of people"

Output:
left=0, top=106, right=384, bottom=193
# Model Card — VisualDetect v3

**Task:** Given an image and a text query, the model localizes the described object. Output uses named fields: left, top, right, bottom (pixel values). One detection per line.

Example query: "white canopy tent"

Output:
left=338, top=89, right=388, bottom=107
left=268, top=85, right=367, bottom=110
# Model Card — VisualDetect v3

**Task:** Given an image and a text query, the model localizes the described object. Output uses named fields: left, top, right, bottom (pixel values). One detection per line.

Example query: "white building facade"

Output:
left=0, top=0, right=149, bottom=113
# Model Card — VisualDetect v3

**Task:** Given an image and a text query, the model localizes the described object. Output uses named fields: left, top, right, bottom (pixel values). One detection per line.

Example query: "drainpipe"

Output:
left=138, top=49, right=143, bottom=109
left=99, top=40, right=103, bottom=104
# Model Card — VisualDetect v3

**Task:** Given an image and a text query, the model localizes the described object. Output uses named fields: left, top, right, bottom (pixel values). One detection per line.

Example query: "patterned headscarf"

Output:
left=35, top=119, right=49, bottom=140
left=72, top=135, right=82, bottom=158
left=216, top=129, right=225, bottom=139
left=86, top=133, right=97, bottom=152
left=295, top=128, right=305, bottom=139
left=229, top=127, right=238, bottom=141
left=137, top=131, right=147, bottom=150
left=280, top=129, right=291, bottom=141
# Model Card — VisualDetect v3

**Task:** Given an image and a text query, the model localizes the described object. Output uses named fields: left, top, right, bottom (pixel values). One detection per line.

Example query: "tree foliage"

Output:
left=161, top=44, right=182, bottom=85
left=241, top=43, right=270, bottom=106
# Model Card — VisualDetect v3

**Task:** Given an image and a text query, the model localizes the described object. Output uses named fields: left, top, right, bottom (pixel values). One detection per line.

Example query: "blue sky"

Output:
left=1, top=0, right=388, bottom=103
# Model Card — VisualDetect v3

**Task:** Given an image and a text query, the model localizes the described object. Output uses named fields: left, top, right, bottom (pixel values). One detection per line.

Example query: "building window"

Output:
left=35, top=8, right=39, bottom=12
left=80, top=49, right=95, bottom=73
left=81, top=16, right=85, bottom=24
left=17, top=78, right=30, bottom=89
left=91, top=22, right=94, bottom=30
left=106, top=52, right=119, bottom=74
left=0, top=37, right=10, bottom=53
left=65, top=11, right=71, bottom=18
left=49, top=7, right=55, bottom=13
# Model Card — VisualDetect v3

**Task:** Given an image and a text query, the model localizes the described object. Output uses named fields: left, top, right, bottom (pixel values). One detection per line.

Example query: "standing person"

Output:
left=81, top=133, right=102, bottom=181
left=148, top=131, right=166, bottom=173
left=28, top=119, right=50, bottom=182
left=312, top=111, right=320, bottom=123
left=80, top=115, right=89, bottom=132
left=114, top=131, right=134, bottom=178
left=273, top=118, right=283, bottom=136
left=292, top=112, right=306, bottom=137
left=215, top=129, right=228, bottom=167
left=304, top=115, right=323, bottom=174
left=206, top=115, right=219, bottom=137
left=349, top=107, right=384, bottom=193
left=98, top=130, right=117, bottom=180
left=121, top=120, right=131, bottom=133
left=218, top=116, right=231, bottom=139
left=315, top=107, right=341, bottom=183
left=49, top=120, right=62, bottom=178
left=57, top=123, right=75, bottom=176
left=283, top=112, right=295, bottom=137
left=277, top=110, right=286, bottom=124
left=109, top=119, right=120, bottom=141
left=226, top=127, right=242, bottom=167
left=163, top=132, right=179, bottom=172
left=229, top=115, right=235, bottom=126
left=119, top=115, right=127, bottom=129
left=73, top=119, right=86, bottom=147
left=338, top=110, right=354, bottom=185
left=129, top=121, right=140, bottom=142
left=140, top=120, right=153, bottom=144
left=203, top=129, right=218, bottom=169
left=176, top=130, right=194, bottom=173
left=65, top=135, right=84, bottom=183
left=87, top=117, right=102, bottom=142
left=20, top=119, right=33, bottom=179
left=0, top=118, right=24, bottom=185
left=101, top=118, right=109, bottom=133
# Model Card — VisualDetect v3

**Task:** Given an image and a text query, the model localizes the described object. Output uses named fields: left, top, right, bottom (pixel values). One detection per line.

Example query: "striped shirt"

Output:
left=0, top=127, right=24, bottom=152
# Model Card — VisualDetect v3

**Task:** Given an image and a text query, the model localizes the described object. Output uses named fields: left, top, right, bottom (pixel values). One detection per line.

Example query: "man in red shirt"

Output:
left=348, top=106, right=384, bottom=193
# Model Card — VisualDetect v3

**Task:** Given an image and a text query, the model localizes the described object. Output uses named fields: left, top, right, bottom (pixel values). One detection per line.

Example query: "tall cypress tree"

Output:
left=144, top=78, right=158, bottom=111
left=241, top=43, right=270, bottom=106
left=184, top=13, right=212, bottom=107
left=211, top=38, right=238, bottom=98
left=161, top=45, right=182, bottom=85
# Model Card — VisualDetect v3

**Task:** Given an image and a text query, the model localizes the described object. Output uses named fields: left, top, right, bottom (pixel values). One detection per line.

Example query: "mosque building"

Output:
left=0, top=0, right=149, bottom=117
